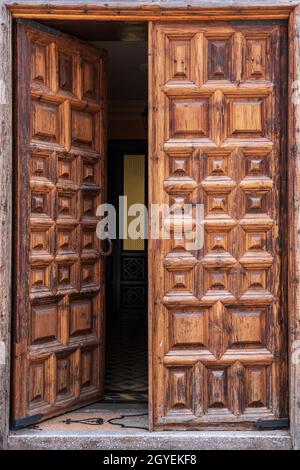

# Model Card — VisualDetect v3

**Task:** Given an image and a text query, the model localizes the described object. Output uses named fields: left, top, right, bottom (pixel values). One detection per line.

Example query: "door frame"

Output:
left=0, top=0, right=300, bottom=449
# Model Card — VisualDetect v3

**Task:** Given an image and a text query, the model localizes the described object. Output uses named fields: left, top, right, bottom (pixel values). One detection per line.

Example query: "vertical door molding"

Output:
left=289, top=4, right=300, bottom=451
left=0, top=3, right=12, bottom=450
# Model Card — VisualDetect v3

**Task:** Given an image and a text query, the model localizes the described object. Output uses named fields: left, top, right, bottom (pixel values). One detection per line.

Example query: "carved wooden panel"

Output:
left=12, top=22, right=107, bottom=426
left=150, top=22, right=287, bottom=429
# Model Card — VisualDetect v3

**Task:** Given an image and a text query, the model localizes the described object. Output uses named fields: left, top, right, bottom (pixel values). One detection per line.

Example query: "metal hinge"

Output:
left=255, top=418, right=289, bottom=430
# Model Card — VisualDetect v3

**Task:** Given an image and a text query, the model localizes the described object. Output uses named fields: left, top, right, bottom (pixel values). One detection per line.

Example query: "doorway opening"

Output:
left=42, top=20, right=149, bottom=405
left=106, top=140, right=148, bottom=403
left=93, top=31, right=148, bottom=403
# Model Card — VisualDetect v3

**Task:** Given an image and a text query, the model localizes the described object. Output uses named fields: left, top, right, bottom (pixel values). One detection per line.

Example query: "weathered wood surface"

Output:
left=12, top=21, right=107, bottom=426
left=0, top=2, right=12, bottom=450
left=4, top=1, right=296, bottom=20
left=0, top=0, right=298, bottom=447
left=4, top=0, right=300, bottom=7
left=289, top=5, right=300, bottom=451
left=149, top=20, right=288, bottom=430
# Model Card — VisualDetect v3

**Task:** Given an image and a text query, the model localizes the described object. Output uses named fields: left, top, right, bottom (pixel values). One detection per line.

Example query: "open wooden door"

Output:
left=149, top=22, right=288, bottom=430
left=12, top=21, right=107, bottom=427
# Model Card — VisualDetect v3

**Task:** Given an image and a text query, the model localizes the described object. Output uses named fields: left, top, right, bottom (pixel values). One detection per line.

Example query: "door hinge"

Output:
left=255, top=418, right=289, bottom=430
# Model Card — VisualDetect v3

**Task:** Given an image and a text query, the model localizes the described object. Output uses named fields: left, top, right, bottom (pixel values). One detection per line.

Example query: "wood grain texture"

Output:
left=4, top=1, right=294, bottom=21
left=12, top=20, right=107, bottom=426
left=288, top=5, right=300, bottom=451
left=0, top=2, right=12, bottom=449
left=149, top=21, right=288, bottom=430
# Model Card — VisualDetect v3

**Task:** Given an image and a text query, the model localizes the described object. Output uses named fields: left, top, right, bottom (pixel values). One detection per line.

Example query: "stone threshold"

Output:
left=8, top=430, right=292, bottom=450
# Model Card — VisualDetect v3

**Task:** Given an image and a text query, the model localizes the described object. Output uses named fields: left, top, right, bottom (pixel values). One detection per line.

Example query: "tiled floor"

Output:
left=28, top=403, right=148, bottom=433
left=105, top=322, right=148, bottom=396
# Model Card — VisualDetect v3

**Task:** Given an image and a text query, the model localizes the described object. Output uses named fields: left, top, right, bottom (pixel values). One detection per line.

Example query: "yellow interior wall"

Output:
left=123, top=154, right=145, bottom=251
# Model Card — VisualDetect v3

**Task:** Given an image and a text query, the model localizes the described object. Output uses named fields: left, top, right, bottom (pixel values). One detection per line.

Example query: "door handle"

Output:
left=99, top=236, right=113, bottom=257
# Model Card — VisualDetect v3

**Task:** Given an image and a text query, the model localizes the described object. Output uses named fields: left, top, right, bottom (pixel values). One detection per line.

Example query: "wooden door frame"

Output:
left=0, top=0, right=300, bottom=450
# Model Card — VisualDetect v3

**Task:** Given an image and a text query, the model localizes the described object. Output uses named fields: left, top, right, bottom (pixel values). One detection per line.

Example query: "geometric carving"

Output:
left=31, top=191, right=51, bottom=217
left=164, top=150, right=197, bottom=197
left=248, top=158, right=264, bottom=175
left=57, top=261, right=76, bottom=292
left=238, top=268, right=272, bottom=303
left=170, top=98, right=209, bottom=138
left=31, top=43, right=47, bottom=85
left=247, top=194, right=263, bottom=210
left=245, top=156, right=268, bottom=178
left=167, top=367, right=192, bottom=413
left=173, top=272, right=187, bottom=289
left=201, top=270, right=235, bottom=307
left=245, top=366, right=268, bottom=408
left=58, top=52, right=73, bottom=93
left=30, top=264, right=51, bottom=293
left=70, top=298, right=93, bottom=337
left=228, top=98, right=264, bottom=138
left=31, top=153, right=50, bottom=179
left=207, top=194, right=228, bottom=214
left=245, top=192, right=267, bottom=214
left=58, top=265, right=71, bottom=285
left=31, top=302, right=58, bottom=344
left=31, top=226, right=51, bottom=255
left=71, top=109, right=96, bottom=150
left=151, top=22, right=285, bottom=429
left=210, top=270, right=227, bottom=290
left=207, top=301, right=228, bottom=359
left=82, top=159, right=99, bottom=186
left=167, top=38, right=192, bottom=83
left=56, top=352, right=75, bottom=399
left=29, top=359, right=51, bottom=408
left=81, top=260, right=98, bottom=289
left=207, top=155, right=228, bottom=176
left=58, top=159, right=72, bottom=180
left=207, top=38, right=231, bottom=80
left=169, top=152, right=192, bottom=177
left=57, top=155, right=77, bottom=184
left=208, top=232, right=227, bottom=252
left=32, top=99, right=59, bottom=143
left=14, top=22, right=106, bottom=424
left=81, top=263, right=94, bottom=285
left=244, top=38, right=268, bottom=81
left=82, top=193, right=97, bottom=218
left=246, top=269, right=266, bottom=290
left=246, top=231, right=266, bottom=251
left=57, top=191, right=77, bottom=219
left=164, top=250, right=196, bottom=297
left=82, top=59, right=99, bottom=102
left=169, top=310, right=208, bottom=349
left=229, top=308, right=266, bottom=348
left=81, top=348, right=96, bottom=390
left=206, top=367, right=228, bottom=409
left=82, top=226, right=97, bottom=253
left=57, top=225, right=77, bottom=255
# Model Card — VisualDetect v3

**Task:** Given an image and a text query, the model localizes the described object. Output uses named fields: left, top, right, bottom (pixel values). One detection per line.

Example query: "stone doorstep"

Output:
left=8, top=430, right=292, bottom=450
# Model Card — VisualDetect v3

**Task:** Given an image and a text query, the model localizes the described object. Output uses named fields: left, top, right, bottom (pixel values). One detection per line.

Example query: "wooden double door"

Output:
left=12, top=20, right=288, bottom=430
